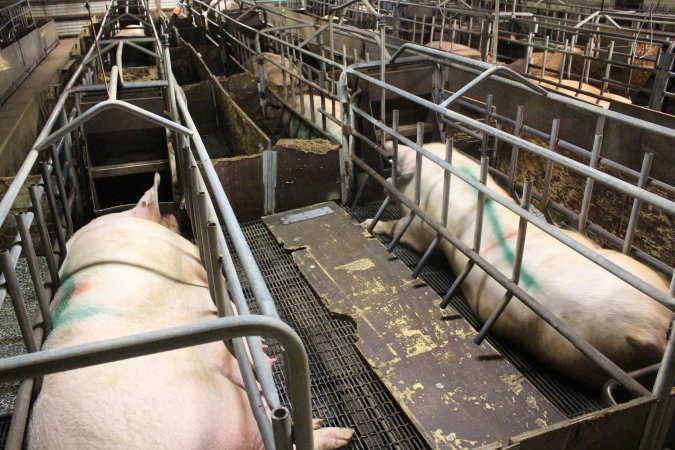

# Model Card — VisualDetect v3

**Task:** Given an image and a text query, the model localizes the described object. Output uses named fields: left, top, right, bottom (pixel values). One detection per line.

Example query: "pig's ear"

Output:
left=395, top=144, right=418, bottom=179
left=129, top=173, right=162, bottom=223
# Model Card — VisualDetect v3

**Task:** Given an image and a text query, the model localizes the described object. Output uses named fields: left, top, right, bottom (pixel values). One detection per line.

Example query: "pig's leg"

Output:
left=361, top=217, right=430, bottom=253
left=313, top=427, right=355, bottom=450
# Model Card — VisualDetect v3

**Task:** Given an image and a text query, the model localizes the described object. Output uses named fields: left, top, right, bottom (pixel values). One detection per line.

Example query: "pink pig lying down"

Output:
left=363, top=142, right=673, bottom=387
left=28, top=174, right=353, bottom=449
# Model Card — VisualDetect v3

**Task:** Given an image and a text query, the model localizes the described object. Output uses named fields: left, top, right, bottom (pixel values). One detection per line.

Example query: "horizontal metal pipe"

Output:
left=450, top=97, right=674, bottom=196
left=33, top=100, right=193, bottom=152
left=344, top=69, right=675, bottom=216
left=0, top=315, right=311, bottom=448
left=348, top=53, right=675, bottom=142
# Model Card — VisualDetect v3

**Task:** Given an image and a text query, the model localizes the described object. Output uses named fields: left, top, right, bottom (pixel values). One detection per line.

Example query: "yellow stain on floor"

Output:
left=335, top=258, right=376, bottom=272
left=431, top=429, right=479, bottom=450
left=390, top=315, right=437, bottom=357
left=389, top=381, right=425, bottom=403
left=500, top=373, right=525, bottom=396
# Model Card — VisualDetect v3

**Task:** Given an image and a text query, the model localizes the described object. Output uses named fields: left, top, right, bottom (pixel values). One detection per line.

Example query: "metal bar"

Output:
left=578, top=116, right=604, bottom=234
left=49, top=145, right=74, bottom=239
left=15, top=213, right=52, bottom=331
left=33, top=100, right=193, bottom=152
left=507, top=105, right=524, bottom=193
left=412, top=138, right=455, bottom=279
left=109, top=65, right=119, bottom=101
left=639, top=319, right=675, bottom=450
left=622, top=152, right=653, bottom=254
left=198, top=192, right=216, bottom=302
left=40, top=162, right=67, bottom=261
left=540, top=118, right=560, bottom=220
left=206, top=222, right=275, bottom=450
left=441, top=157, right=489, bottom=307
left=272, top=407, right=293, bottom=450
left=0, top=250, right=38, bottom=353
left=0, top=315, right=314, bottom=450
left=474, top=180, right=533, bottom=345
left=28, top=185, right=59, bottom=288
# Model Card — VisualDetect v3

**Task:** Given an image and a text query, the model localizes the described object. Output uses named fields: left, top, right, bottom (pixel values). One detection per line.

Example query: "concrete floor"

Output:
left=0, top=38, right=78, bottom=177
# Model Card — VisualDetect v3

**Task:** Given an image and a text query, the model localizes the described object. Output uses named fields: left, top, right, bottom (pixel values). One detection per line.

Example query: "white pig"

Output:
left=202, top=0, right=239, bottom=30
left=250, top=52, right=301, bottom=87
left=28, top=174, right=353, bottom=449
left=425, top=40, right=482, bottom=61
left=363, top=142, right=673, bottom=387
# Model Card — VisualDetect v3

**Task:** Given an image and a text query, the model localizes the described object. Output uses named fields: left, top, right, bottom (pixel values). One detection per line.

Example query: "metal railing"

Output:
left=0, top=0, right=35, bottom=44
left=298, top=0, right=675, bottom=111
left=337, top=44, right=674, bottom=449
left=0, top=1, right=314, bottom=449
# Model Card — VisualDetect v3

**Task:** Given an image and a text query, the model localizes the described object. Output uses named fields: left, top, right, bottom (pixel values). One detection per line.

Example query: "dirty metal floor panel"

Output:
left=348, top=201, right=604, bottom=419
left=230, top=221, right=430, bottom=449
left=262, top=202, right=566, bottom=449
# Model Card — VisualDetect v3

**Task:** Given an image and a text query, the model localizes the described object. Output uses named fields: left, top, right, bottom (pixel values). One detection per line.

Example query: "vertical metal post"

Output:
left=639, top=319, right=675, bottom=450
left=622, top=152, right=653, bottom=254
left=508, top=105, right=524, bottom=193
left=482, top=94, right=493, bottom=159
left=272, top=407, right=293, bottom=450
left=339, top=81, right=353, bottom=203
left=0, top=250, right=38, bottom=353
left=411, top=138, right=453, bottom=279
left=15, top=213, right=52, bottom=332
left=539, top=118, right=560, bottom=221
left=492, top=0, right=499, bottom=64
left=474, top=180, right=533, bottom=345
left=50, top=144, right=74, bottom=239
left=40, top=163, right=67, bottom=260
left=578, top=115, right=604, bottom=234
left=385, top=122, right=425, bottom=253
left=28, top=185, right=60, bottom=287
left=440, top=157, right=489, bottom=308
left=198, top=192, right=216, bottom=302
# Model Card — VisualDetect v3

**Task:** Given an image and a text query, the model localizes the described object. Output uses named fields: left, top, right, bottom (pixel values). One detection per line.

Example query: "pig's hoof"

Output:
left=360, top=219, right=373, bottom=230
left=313, top=427, right=354, bottom=450
left=312, top=418, right=324, bottom=430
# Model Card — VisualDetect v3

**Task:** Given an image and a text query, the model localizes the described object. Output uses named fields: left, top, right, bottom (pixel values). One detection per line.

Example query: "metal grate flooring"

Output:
left=348, top=202, right=603, bottom=418
left=0, top=415, right=10, bottom=448
left=229, top=220, right=430, bottom=449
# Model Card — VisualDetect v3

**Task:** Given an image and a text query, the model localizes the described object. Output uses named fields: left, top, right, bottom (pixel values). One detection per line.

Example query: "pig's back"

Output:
left=28, top=216, right=261, bottom=450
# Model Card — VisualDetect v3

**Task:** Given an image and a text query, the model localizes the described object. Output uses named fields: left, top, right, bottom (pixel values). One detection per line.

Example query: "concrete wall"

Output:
left=0, top=19, right=58, bottom=103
